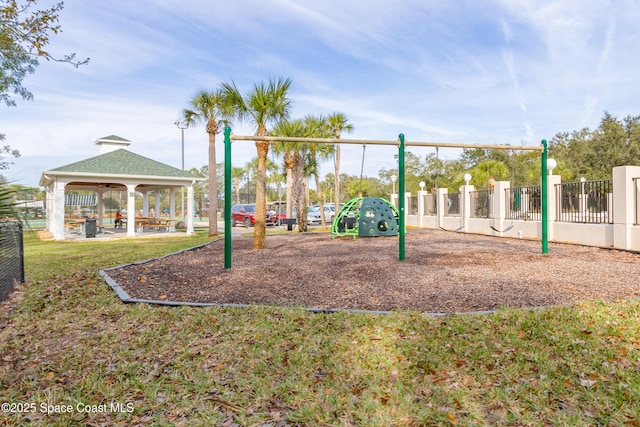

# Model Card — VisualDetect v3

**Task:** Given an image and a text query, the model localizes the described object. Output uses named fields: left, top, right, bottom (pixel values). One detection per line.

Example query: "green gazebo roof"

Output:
left=49, top=149, right=194, bottom=178
left=96, top=135, right=130, bottom=142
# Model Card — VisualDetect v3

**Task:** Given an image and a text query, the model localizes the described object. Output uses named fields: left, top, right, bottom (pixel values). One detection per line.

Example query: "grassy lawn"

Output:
left=1, top=232, right=639, bottom=426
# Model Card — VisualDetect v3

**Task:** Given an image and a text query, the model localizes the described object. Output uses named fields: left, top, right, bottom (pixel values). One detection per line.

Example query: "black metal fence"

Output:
left=0, top=222, right=24, bottom=303
left=409, top=196, right=417, bottom=215
left=506, top=185, right=541, bottom=220
left=470, top=190, right=491, bottom=218
left=635, top=178, right=640, bottom=226
left=444, top=193, right=461, bottom=216
left=556, top=179, right=613, bottom=224
left=423, top=194, right=437, bottom=215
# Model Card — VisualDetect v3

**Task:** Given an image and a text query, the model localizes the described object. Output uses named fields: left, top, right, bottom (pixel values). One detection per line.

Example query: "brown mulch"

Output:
left=105, top=230, right=640, bottom=314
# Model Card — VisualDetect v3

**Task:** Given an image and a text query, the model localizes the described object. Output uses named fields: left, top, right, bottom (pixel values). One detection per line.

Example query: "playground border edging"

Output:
left=98, top=236, right=555, bottom=317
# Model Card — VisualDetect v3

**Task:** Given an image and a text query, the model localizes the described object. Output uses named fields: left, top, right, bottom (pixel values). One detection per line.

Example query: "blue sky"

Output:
left=3, top=0, right=640, bottom=188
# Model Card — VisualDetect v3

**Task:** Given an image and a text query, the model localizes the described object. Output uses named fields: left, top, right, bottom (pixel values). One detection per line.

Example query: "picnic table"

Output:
left=134, top=218, right=178, bottom=233
left=64, top=218, right=85, bottom=234
left=65, top=218, right=105, bottom=235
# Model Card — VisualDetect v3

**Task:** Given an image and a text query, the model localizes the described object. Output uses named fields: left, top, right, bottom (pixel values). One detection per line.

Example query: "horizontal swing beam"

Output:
left=231, top=135, right=398, bottom=146
left=406, top=141, right=543, bottom=151
left=230, top=134, right=544, bottom=152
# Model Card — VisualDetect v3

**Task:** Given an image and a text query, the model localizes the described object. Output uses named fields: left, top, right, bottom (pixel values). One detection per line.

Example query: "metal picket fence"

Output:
left=0, top=222, right=24, bottom=303
left=408, top=195, right=417, bottom=215
left=421, top=193, right=437, bottom=215
left=470, top=190, right=491, bottom=218
left=506, top=185, right=541, bottom=221
left=556, top=179, right=613, bottom=224
left=444, top=192, right=461, bottom=216
left=635, top=177, right=640, bottom=226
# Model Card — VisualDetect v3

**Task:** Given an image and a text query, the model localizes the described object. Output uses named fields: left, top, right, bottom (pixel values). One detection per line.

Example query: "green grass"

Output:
left=1, top=232, right=639, bottom=425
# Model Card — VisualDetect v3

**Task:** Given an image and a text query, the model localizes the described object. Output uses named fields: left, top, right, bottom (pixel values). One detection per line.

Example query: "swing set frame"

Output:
left=223, top=126, right=548, bottom=269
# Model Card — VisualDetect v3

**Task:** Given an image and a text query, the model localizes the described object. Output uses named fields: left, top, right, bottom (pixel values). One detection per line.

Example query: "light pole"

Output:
left=173, top=120, right=187, bottom=219
left=391, top=174, right=397, bottom=194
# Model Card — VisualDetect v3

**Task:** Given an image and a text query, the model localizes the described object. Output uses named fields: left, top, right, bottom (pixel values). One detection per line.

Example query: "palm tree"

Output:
left=327, top=112, right=354, bottom=209
left=271, top=119, right=308, bottom=231
left=187, top=166, right=208, bottom=219
left=243, top=159, right=258, bottom=204
left=303, top=114, right=334, bottom=230
left=0, top=183, right=16, bottom=220
left=265, top=155, right=282, bottom=205
left=231, top=166, right=244, bottom=205
left=242, top=156, right=279, bottom=204
left=470, top=159, right=509, bottom=189
left=220, top=77, right=292, bottom=249
left=180, top=89, right=226, bottom=236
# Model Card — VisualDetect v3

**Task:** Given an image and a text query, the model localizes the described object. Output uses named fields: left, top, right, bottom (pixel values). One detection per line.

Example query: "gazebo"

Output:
left=39, top=135, right=204, bottom=240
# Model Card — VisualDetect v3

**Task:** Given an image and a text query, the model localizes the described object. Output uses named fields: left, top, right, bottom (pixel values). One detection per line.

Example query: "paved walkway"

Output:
left=64, top=220, right=248, bottom=240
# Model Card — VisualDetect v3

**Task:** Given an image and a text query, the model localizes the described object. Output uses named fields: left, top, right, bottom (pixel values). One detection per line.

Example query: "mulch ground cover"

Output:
left=105, top=230, right=640, bottom=314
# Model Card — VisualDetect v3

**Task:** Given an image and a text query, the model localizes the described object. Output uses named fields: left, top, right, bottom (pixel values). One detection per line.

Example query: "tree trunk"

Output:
left=234, top=176, right=240, bottom=205
left=284, top=151, right=294, bottom=218
left=315, top=172, right=328, bottom=230
left=253, top=126, right=269, bottom=249
left=207, top=120, right=219, bottom=236
left=292, top=150, right=307, bottom=232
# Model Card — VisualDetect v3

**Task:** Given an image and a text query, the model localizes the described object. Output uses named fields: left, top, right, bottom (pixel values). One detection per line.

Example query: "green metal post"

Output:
left=224, top=126, right=232, bottom=268
left=541, top=139, right=548, bottom=254
left=398, top=134, right=405, bottom=261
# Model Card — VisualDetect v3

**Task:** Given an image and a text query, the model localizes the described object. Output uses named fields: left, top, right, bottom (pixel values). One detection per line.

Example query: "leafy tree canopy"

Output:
left=1, top=0, right=89, bottom=106
left=549, top=112, right=640, bottom=180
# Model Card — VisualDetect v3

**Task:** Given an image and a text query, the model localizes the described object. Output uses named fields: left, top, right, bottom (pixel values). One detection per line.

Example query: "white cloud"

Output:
left=502, top=50, right=526, bottom=113
left=4, top=0, right=640, bottom=188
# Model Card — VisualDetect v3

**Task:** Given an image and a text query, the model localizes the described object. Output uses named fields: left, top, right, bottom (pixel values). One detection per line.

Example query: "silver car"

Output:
left=308, top=205, right=335, bottom=225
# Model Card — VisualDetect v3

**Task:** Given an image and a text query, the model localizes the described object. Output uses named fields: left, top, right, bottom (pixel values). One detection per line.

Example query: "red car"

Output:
left=231, top=204, right=277, bottom=227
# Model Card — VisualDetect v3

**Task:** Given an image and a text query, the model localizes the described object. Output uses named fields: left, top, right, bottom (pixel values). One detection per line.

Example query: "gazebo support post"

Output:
left=51, top=178, right=66, bottom=240
left=126, top=184, right=136, bottom=237
left=186, top=183, right=195, bottom=234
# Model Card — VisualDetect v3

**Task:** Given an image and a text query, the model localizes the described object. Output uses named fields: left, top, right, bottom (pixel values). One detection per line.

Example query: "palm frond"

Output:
left=182, top=109, right=199, bottom=127
left=219, top=80, right=247, bottom=123
left=266, top=77, right=292, bottom=124
left=183, top=89, right=225, bottom=125
left=327, top=112, right=354, bottom=138
left=270, top=119, right=307, bottom=153
left=0, top=184, right=17, bottom=220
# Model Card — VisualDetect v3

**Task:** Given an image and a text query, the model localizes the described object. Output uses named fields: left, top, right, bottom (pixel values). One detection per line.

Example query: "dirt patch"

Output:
left=105, top=230, right=640, bottom=313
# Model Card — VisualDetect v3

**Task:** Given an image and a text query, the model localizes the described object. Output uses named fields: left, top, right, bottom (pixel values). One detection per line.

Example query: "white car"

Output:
left=307, top=205, right=335, bottom=225
left=291, top=205, right=334, bottom=225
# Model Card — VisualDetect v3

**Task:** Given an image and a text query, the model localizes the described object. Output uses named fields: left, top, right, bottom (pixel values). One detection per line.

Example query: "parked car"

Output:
left=307, top=205, right=336, bottom=225
left=291, top=206, right=318, bottom=225
left=267, top=201, right=287, bottom=225
left=268, top=209, right=287, bottom=225
left=324, top=203, right=344, bottom=215
left=231, top=204, right=277, bottom=227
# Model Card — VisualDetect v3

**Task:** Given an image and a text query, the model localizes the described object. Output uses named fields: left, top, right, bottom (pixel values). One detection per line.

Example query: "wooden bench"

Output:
left=64, top=218, right=85, bottom=234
